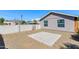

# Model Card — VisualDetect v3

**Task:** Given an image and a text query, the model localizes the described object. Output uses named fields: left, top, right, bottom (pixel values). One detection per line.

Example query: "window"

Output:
left=44, top=20, right=48, bottom=27
left=57, top=19, right=65, bottom=27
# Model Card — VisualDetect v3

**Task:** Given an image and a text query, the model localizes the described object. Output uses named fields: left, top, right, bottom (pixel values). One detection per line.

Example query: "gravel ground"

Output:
left=2, top=29, right=79, bottom=49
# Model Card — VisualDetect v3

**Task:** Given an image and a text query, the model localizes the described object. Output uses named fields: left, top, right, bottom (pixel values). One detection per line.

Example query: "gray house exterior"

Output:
left=40, top=12, right=78, bottom=32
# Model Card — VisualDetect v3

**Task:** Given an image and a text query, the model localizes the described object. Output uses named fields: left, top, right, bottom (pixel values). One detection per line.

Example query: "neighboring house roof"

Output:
left=4, top=20, right=25, bottom=24
left=27, top=21, right=33, bottom=24
left=5, top=20, right=22, bottom=22
left=4, top=20, right=15, bottom=22
left=40, top=12, right=78, bottom=21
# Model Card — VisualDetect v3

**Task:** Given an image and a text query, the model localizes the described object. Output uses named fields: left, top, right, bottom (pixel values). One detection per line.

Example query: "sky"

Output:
left=0, top=10, right=79, bottom=21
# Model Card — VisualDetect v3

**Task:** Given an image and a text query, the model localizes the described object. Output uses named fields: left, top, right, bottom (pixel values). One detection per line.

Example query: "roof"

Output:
left=5, top=20, right=23, bottom=22
left=5, top=20, right=15, bottom=22
left=40, top=11, right=78, bottom=21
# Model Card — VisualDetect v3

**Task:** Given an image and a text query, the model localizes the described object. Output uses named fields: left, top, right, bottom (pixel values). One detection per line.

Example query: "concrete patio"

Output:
left=28, top=32, right=61, bottom=46
left=2, top=29, right=79, bottom=49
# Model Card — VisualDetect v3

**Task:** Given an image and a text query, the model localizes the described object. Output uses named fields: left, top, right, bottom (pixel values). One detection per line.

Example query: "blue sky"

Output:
left=0, top=10, right=79, bottom=21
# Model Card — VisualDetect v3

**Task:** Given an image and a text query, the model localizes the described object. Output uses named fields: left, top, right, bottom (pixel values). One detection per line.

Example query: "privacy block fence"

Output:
left=0, top=25, right=41, bottom=34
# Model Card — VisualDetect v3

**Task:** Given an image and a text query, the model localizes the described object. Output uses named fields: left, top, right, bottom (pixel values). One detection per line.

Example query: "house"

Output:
left=27, top=21, right=33, bottom=24
left=27, top=20, right=39, bottom=24
left=40, top=12, right=79, bottom=32
left=4, top=20, right=17, bottom=25
left=4, top=20, right=24, bottom=25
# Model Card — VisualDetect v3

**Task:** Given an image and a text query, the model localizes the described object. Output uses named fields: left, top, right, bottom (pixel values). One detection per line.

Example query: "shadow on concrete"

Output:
left=60, top=43, right=79, bottom=49
left=0, top=34, right=6, bottom=49
left=71, top=34, right=79, bottom=41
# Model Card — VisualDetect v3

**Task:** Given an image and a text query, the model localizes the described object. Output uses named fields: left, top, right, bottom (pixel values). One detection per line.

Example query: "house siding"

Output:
left=40, top=14, right=75, bottom=32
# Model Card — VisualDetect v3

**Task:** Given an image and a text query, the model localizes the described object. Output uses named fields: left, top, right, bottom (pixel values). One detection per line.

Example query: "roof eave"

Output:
left=39, top=11, right=78, bottom=21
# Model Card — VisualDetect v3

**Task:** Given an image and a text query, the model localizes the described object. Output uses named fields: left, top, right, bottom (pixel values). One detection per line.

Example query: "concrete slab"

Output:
left=28, top=32, right=61, bottom=46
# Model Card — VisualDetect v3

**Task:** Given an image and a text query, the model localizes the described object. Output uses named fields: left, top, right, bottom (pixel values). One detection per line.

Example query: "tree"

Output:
left=0, top=17, right=5, bottom=25
left=21, top=20, right=27, bottom=24
left=32, top=20, right=38, bottom=24
left=77, top=16, right=79, bottom=21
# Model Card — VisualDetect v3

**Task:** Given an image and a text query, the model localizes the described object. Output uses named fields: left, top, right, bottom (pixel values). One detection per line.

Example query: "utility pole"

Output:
left=21, top=15, right=23, bottom=24
left=19, top=14, right=23, bottom=32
